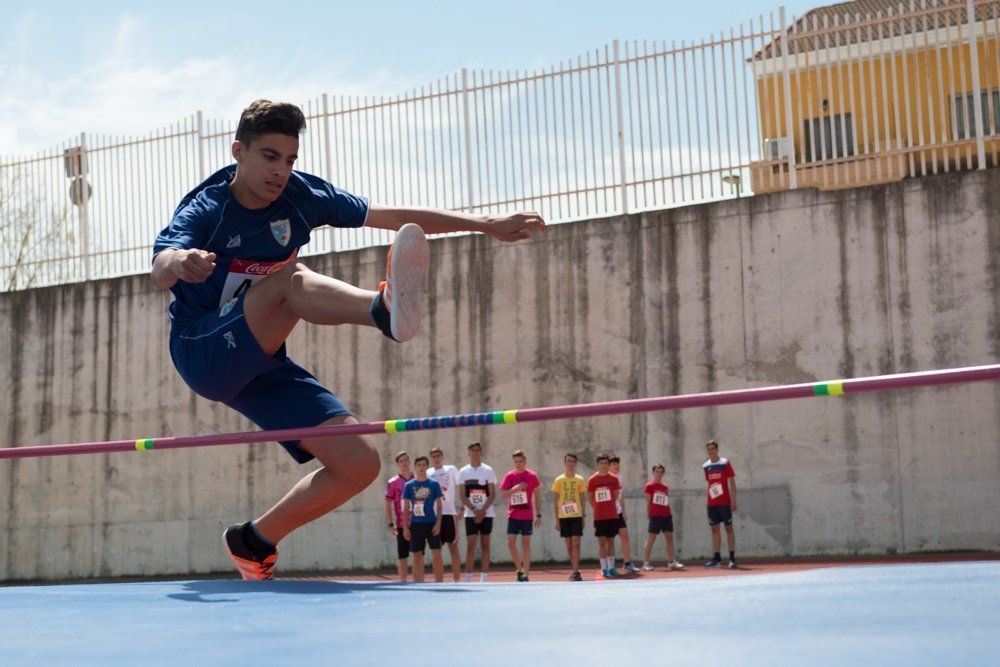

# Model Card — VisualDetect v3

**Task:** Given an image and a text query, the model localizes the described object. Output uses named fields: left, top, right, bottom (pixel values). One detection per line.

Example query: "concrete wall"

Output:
left=2, top=170, right=999, bottom=581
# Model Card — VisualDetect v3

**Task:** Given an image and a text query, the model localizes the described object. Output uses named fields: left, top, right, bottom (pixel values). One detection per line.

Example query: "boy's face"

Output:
left=564, top=456, right=577, bottom=473
left=468, top=445, right=482, bottom=461
left=597, top=460, right=610, bottom=474
left=415, top=459, right=428, bottom=474
left=430, top=451, right=444, bottom=468
left=395, top=455, right=410, bottom=473
left=513, top=455, right=526, bottom=471
left=707, top=444, right=719, bottom=460
left=653, top=468, right=664, bottom=482
left=610, top=461, right=620, bottom=474
left=232, top=133, right=299, bottom=204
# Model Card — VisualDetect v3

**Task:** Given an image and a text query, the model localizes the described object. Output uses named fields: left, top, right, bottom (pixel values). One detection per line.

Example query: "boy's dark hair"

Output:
left=652, top=464, right=665, bottom=472
left=414, top=455, right=429, bottom=465
left=564, top=453, right=578, bottom=462
left=468, top=442, right=482, bottom=451
left=512, top=449, right=526, bottom=459
left=235, top=100, right=306, bottom=145
left=429, top=446, right=443, bottom=455
left=596, top=453, right=611, bottom=464
left=608, top=454, right=621, bottom=464
left=394, top=451, right=408, bottom=463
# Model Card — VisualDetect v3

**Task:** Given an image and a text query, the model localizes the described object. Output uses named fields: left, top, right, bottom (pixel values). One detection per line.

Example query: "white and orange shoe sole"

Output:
left=383, top=223, right=430, bottom=343
left=222, top=530, right=278, bottom=581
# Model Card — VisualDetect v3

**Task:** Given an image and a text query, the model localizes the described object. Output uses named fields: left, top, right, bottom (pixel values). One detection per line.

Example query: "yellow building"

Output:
left=750, top=0, right=1000, bottom=194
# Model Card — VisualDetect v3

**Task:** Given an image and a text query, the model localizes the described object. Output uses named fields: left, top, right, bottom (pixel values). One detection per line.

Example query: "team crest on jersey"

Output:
left=219, top=297, right=237, bottom=318
left=270, top=219, right=291, bottom=247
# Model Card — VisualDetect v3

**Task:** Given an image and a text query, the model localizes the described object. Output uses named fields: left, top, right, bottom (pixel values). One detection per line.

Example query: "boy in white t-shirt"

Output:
left=457, top=442, right=497, bottom=582
left=428, top=446, right=462, bottom=582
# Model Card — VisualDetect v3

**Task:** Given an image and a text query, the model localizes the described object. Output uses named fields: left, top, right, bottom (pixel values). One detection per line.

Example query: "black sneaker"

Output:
left=569, top=571, right=583, bottom=582
left=705, top=557, right=723, bottom=568
left=223, top=523, right=278, bottom=581
left=728, top=558, right=738, bottom=569
left=516, top=570, right=527, bottom=582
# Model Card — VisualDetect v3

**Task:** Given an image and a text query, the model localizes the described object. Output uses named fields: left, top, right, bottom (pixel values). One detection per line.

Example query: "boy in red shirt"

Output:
left=641, top=464, right=684, bottom=571
left=588, top=453, right=622, bottom=578
left=703, top=440, right=738, bottom=568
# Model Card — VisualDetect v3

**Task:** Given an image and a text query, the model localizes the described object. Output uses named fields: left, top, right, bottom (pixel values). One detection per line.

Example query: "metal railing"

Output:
left=1, top=0, right=997, bottom=291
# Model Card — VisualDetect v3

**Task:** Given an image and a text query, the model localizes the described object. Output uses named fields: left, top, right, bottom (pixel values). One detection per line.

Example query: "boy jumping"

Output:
left=151, top=100, right=544, bottom=579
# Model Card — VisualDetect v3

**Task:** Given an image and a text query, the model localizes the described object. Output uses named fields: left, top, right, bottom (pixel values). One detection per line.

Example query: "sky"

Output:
left=1, top=0, right=820, bottom=155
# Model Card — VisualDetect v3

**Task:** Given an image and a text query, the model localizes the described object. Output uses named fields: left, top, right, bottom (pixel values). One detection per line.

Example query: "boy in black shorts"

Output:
left=402, top=456, right=444, bottom=583
left=588, top=454, right=622, bottom=578
left=642, top=464, right=684, bottom=571
left=551, top=453, right=587, bottom=581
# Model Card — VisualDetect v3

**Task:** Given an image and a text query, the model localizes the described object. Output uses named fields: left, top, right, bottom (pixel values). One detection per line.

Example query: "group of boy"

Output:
left=385, top=439, right=738, bottom=582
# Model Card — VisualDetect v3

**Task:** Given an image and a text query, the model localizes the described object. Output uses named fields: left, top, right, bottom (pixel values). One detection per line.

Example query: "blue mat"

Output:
left=1, top=562, right=996, bottom=665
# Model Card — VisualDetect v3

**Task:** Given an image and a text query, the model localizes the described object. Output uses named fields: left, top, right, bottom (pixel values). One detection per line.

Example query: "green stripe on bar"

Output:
left=134, top=439, right=155, bottom=451
left=813, top=384, right=830, bottom=396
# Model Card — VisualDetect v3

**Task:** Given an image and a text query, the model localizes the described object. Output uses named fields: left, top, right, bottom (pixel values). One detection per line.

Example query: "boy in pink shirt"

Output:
left=384, top=451, right=414, bottom=582
left=499, top=450, right=541, bottom=582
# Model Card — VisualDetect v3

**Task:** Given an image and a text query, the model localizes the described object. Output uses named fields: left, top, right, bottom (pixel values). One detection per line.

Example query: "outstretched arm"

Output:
left=365, top=204, right=546, bottom=243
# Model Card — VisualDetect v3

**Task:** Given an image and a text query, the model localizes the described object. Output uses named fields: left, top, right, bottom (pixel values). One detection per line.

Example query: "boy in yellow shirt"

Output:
left=551, top=453, right=587, bottom=581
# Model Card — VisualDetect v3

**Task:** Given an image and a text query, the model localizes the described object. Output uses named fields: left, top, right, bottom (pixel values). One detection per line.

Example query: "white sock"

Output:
left=480, top=572, right=488, bottom=582
left=465, top=573, right=473, bottom=582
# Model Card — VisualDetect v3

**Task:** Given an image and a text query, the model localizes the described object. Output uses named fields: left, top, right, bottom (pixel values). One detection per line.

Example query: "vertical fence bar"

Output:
left=613, top=39, right=629, bottom=214
left=779, top=7, right=799, bottom=189
left=461, top=68, right=474, bottom=211
left=967, top=0, right=987, bottom=168
left=78, top=133, right=92, bottom=281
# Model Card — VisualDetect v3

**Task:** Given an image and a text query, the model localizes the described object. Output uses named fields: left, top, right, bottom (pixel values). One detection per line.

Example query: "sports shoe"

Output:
left=705, top=557, right=722, bottom=568
left=642, top=562, right=654, bottom=571
left=624, top=562, right=640, bottom=574
left=669, top=560, right=685, bottom=570
left=728, top=558, right=738, bottom=569
left=371, top=223, right=429, bottom=343
left=223, top=523, right=278, bottom=581
left=607, top=568, right=622, bottom=577
left=516, top=570, right=528, bottom=582
left=569, top=571, right=583, bottom=582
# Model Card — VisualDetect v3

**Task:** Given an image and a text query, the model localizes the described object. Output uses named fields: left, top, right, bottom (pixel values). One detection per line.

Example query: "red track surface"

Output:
left=284, top=552, right=999, bottom=584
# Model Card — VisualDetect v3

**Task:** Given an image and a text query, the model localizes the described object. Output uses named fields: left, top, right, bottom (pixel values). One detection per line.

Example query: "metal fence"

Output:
left=1, top=0, right=997, bottom=291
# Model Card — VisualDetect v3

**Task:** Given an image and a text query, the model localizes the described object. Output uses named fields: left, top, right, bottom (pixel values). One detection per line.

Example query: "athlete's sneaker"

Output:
left=569, top=571, right=583, bottom=581
left=607, top=568, right=622, bottom=577
left=624, top=562, right=640, bottom=574
left=465, top=573, right=473, bottom=583
left=516, top=570, right=528, bottom=582
left=669, top=560, right=685, bottom=570
left=728, top=558, right=738, bottom=569
left=642, top=562, right=655, bottom=572
left=479, top=573, right=489, bottom=583
left=223, top=523, right=278, bottom=581
left=370, top=223, right=429, bottom=343
left=705, top=557, right=723, bottom=568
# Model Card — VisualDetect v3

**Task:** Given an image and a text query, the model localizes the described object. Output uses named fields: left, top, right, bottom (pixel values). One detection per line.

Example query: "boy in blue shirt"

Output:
left=403, top=456, right=444, bottom=583
left=151, top=100, right=545, bottom=579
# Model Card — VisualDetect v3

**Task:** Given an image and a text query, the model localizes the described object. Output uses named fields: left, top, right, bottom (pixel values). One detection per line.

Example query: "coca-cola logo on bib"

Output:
left=231, top=258, right=289, bottom=275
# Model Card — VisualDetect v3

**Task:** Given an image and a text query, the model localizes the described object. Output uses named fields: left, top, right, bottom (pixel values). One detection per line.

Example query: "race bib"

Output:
left=469, top=489, right=487, bottom=507
left=652, top=492, right=669, bottom=507
left=595, top=488, right=612, bottom=503
left=561, top=501, right=579, bottom=515
left=218, top=254, right=297, bottom=307
left=412, top=502, right=426, bottom=518
left=510, top=491, right=528, bottom=506
left=709, top=482, right=725, bottom=500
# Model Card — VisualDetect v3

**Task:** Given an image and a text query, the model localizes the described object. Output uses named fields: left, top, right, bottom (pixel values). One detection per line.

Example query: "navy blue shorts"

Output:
left=707, top=505, right=733, bottom=526
left=507, top=518, right=534, bottom=536
left=169, top=291, right=351, bottom=464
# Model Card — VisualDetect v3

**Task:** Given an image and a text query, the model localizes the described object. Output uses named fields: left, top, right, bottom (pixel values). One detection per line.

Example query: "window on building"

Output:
left=954, top=89, right=1000, bottom=140
left=803, top=113, right=856, bottom=162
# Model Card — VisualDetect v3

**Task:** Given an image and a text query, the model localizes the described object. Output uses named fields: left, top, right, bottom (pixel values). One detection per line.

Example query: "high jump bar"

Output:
left=1, top=364, right=998, bottom=461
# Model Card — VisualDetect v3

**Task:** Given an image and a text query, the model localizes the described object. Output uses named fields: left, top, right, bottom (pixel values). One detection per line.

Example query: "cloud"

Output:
left=0, top=12, right=402, bottom=155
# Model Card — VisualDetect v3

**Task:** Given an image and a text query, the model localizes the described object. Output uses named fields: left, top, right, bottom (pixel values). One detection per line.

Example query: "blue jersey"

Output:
left=153, top=165, right=369, bottom=328
left=403, top=478, right=443, bottom=524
